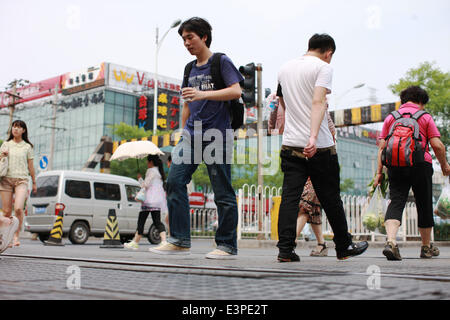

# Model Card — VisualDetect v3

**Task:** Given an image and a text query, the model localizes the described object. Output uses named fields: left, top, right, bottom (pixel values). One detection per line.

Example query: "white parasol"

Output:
left=110, top=140, right=164, bottom=161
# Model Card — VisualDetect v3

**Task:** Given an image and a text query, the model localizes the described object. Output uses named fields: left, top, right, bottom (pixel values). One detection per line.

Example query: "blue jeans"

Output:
left=166, top=137, right=238, bottom=254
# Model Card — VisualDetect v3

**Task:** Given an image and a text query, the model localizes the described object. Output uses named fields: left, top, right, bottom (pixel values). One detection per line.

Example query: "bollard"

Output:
left=100, top=209, right=123, bottom=248
left=45, top=210, right=65, bottom=246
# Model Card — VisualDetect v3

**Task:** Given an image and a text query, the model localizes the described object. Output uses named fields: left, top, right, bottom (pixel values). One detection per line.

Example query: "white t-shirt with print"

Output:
left=277, top=55, right=334, bottom=148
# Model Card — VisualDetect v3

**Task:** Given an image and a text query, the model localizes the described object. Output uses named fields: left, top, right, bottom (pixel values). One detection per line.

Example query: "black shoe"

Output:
left=336, top=241, right=369, bottom=260
left=277, top=251, right=300, bottom=262
left=382, top=241, right=402, bottom=261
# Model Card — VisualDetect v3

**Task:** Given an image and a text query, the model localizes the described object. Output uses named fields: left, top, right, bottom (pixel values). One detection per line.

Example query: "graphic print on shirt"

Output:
left=188, top=74, right=215, bottom=92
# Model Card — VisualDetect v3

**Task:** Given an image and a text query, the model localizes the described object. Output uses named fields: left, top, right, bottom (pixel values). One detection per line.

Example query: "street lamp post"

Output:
left=333, top=83, right=365, bottom=108
left=153, top=19, right=182, bottom=136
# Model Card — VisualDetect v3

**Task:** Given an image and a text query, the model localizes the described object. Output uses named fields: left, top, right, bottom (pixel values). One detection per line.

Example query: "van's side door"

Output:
left=124, top=184, right=143, bottom=233
left=92, top=182, right=128, bottom=234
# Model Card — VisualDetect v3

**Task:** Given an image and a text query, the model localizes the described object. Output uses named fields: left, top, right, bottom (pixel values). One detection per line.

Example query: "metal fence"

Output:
left=189, top=184, right=431, bottom=242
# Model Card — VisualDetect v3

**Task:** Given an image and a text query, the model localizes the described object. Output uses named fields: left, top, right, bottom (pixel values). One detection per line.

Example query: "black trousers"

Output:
left=137, top=210, right=166, bottom=235
left=277, top=148, right=352, bottom=253
left=386, top=162, right=434, bottom=228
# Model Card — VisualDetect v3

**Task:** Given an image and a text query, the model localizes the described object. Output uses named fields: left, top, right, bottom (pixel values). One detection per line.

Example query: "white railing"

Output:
left=235, top=184, right=430, bottom=241
left=189, top=184, right=431, bottom=242
left=190, top=208, right=218, bottom=237
left=237, top=184, right=282, bottom=240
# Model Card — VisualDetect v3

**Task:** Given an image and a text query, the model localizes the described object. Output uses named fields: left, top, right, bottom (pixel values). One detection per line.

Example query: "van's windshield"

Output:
left=31, top=175, right=59, bottom=198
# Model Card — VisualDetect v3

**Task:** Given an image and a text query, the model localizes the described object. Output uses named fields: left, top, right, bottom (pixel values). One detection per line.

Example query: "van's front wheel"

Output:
left=69, top=221, right=90, bottom=244
left=147, top=224, right=161, bottom=244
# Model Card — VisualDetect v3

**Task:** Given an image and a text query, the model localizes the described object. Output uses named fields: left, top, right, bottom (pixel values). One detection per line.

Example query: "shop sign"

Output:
left=59, top=90, right=105, bottom=110
left=108, top=63, right=181, bottom=94
left=0, top=76, right=62, bottom=108
left=136, top=89, right=180, bottom=131
left=61, top=63, right=105, bottom=95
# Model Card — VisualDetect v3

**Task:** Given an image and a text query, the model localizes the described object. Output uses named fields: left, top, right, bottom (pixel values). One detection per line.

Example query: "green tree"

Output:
left=389, top=61, right=450, bottom=146
left=340, top=178, right=355, bottom=193
left=109, top=122, right=151, bottom=141
left=192, top=163, right=212, bottom=192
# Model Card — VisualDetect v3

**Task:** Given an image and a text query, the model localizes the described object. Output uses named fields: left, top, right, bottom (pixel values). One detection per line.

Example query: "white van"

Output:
left=25, top=170, right=163, bottom=245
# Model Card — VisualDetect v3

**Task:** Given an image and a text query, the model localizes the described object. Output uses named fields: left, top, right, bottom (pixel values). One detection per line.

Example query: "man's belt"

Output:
left=281, top=145, right=336, bottom=159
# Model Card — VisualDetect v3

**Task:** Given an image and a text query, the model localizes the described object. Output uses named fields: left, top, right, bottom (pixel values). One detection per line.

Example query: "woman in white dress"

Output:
left=125, top=155, right=168, bottom=250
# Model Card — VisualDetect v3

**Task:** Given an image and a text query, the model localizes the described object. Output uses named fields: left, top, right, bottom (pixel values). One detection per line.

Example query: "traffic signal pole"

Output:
left=256, top=64, right=264, bottom=239
left=239, top=61, right=265, bottom=239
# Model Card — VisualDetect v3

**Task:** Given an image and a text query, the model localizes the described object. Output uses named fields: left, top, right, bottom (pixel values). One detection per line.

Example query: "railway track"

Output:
left=3, top=253, right=450, bottom=282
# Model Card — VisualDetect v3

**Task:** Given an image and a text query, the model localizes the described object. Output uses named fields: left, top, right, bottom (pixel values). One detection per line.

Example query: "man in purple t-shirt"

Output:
left=149, top=17, right=243, bottom=260
left=374, top=86, right=450, bottom=261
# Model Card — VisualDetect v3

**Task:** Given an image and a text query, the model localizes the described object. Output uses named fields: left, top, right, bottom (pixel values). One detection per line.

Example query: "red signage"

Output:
left=0, top=76, right=62, bottom=108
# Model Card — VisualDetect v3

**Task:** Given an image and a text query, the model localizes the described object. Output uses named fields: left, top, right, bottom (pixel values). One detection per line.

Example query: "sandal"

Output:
left=310, top=243, right=328, bottom=257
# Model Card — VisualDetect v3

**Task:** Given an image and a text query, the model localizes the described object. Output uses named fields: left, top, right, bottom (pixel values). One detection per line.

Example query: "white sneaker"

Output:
left=124, top=241, right=139, bottom=250
left=205, top=249, right=237, bottom=260
left=0, top=217, right=19, bottom=254
left=149, top=242, right=190, bottom=255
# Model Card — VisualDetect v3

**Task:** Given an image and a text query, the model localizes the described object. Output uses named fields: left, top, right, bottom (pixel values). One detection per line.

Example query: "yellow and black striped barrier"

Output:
left=100, top=209, right=123, bottom=248
left=329, top=101, right=401, bottom=128
left=45, top=210, right=65, bottom=246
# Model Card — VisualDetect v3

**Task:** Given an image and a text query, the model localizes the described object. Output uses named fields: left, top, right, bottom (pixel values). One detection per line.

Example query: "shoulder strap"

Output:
left=182, top=60, right=196, bottom=88
left=412, top=110, right=428, bottom=121
left=391, top=110, right=402, bottom=120
left=210, top=52, right=226, bottom=90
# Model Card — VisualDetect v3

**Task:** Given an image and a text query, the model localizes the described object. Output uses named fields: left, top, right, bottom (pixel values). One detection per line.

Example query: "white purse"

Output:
left=135, top=188, right=146, bottom=202
left=0, top=145, right=8, bottom=177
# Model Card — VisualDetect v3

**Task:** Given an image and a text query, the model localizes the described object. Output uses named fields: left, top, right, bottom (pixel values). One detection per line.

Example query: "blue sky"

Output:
left=1, top=0, right=449, bottom=109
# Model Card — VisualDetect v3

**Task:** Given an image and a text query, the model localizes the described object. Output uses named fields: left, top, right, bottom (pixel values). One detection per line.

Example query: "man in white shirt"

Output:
left=276, top=34, right=368, bottom=262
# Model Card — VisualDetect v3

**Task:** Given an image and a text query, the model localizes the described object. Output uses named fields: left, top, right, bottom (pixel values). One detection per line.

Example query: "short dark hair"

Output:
left=308, top=33, right=336, bottom=54
left=178, top=17, right=212, bottom=48
left=400, top=86, right=429, bottom=105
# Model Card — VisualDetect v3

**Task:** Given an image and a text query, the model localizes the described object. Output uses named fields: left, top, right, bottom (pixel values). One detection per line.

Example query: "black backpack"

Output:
left=182, top=52, right=244, bottom=131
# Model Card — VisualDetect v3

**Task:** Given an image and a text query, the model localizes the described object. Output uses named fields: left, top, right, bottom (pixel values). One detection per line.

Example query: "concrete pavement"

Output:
left=1, top=237, right=449, bottom=301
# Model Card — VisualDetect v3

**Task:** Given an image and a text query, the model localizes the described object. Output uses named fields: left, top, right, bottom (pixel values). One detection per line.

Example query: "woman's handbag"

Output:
left=0, top=156, right=7, bottom=177
left=0, top=145, right=8, bottom=178
left=135, top=188, right=146, bottom=202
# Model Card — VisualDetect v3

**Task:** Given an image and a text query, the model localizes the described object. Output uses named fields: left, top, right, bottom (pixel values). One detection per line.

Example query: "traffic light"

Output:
left=239, top=63, right=256, bottom=107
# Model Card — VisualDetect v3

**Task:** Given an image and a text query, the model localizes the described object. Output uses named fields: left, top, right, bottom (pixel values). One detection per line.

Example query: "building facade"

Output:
left=0, top=62, right=182, bottom=172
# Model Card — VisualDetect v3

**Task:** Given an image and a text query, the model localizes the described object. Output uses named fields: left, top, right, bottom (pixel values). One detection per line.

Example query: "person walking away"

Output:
left=124, top=155, right=168, bottom=250
left=276, top=33, right=369, bottom=262
left=270, top=92, right=335, bottom=256
left=149, top=17, right=243, bottom=260
left=0, top=120, right=36, bottom=247
left=374, top=86, right=450, bottom=260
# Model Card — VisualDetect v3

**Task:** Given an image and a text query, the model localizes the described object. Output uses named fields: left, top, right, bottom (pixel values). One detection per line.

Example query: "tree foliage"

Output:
left=389, top=61, right=450, bottom=146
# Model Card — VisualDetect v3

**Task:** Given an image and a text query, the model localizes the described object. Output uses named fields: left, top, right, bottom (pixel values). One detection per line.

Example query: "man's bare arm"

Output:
left=303, top=86, right=328, bottom=158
